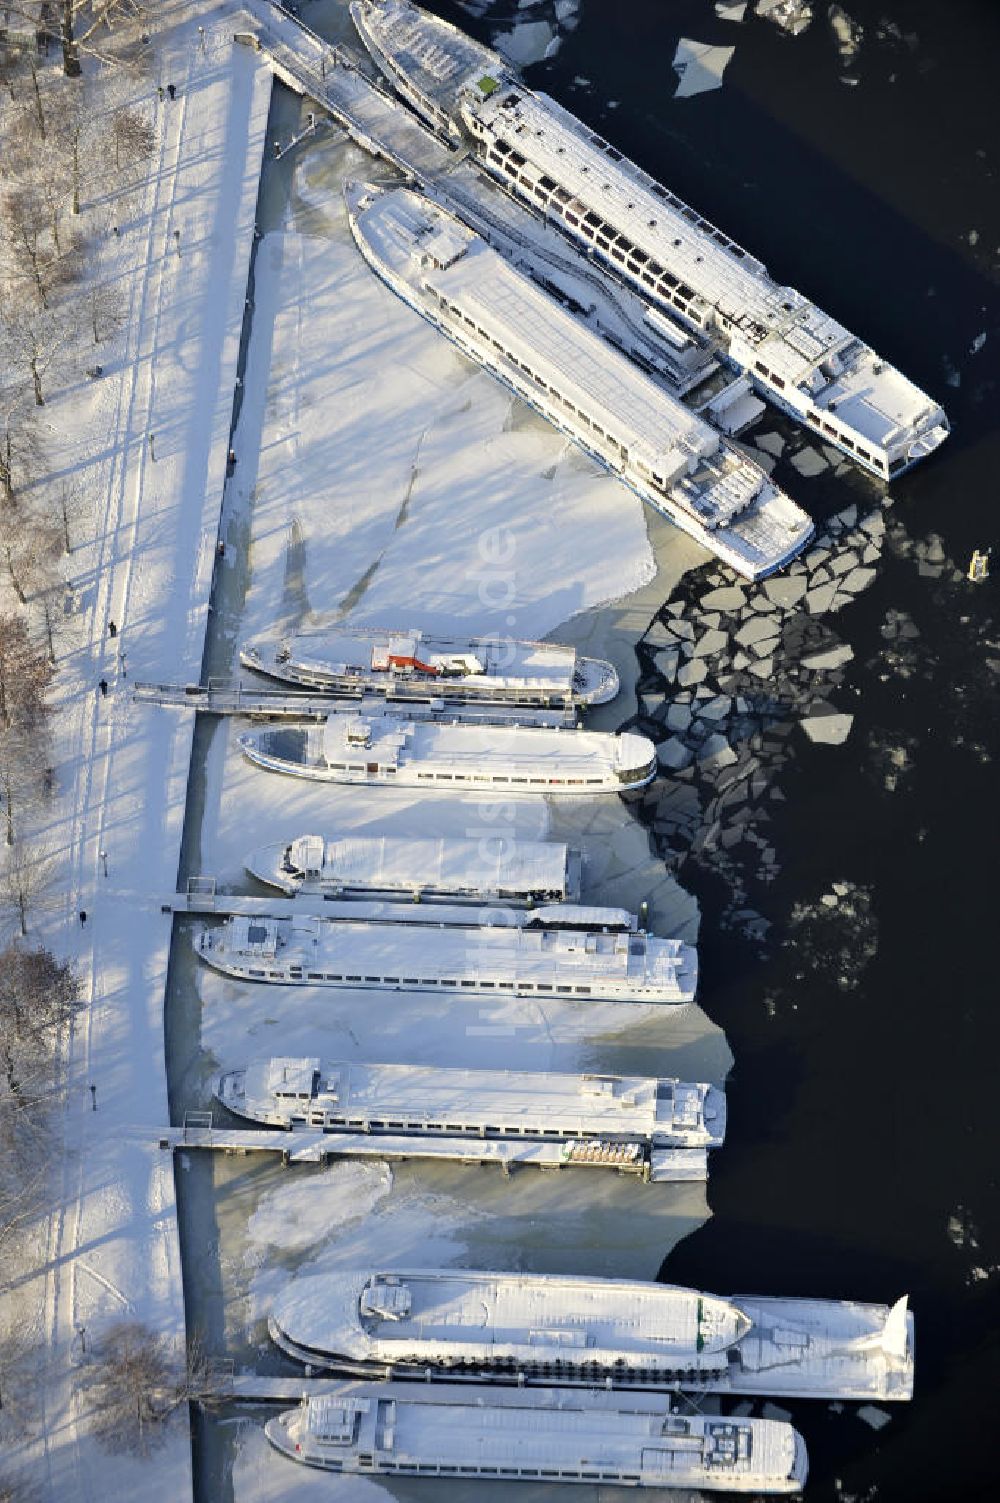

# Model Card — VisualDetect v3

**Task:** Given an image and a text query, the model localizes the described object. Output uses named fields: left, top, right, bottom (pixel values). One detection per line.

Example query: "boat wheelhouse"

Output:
left=265, top=1382, right=808, bottom=1492
left=197, top=911, right=698, bottom=1005
left=241, top=625, right=617, bottom=707
left=245, top=831, right=581, bottom=903
left=215, top=1055, right=725, bottom=1151
left=270, top=1268, right=913, bottom=1402
left=346, top=180, right=813, bottom=581
left=351, top=0, right=949, bottom=482
left=238, top=711, right=657, bottom=793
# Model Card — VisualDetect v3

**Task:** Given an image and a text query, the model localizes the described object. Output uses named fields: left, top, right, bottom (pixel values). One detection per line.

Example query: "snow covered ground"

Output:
left=0, top=12, right=272, bottom=1500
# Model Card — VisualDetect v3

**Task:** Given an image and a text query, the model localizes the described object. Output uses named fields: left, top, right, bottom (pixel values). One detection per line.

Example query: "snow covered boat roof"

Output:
left=266, top=1380, right=808, bottom=1491
left=222, top=1055, right=724, bottom=1147
left=282, top=712, right=652, bottom=783
left=248, top=831, right=578, bottom=900
left=272, top=1270, right=752, bottom=1369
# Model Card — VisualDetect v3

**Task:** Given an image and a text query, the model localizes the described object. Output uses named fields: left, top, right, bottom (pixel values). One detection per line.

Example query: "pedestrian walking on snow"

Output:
left=120, top=651, right=127, bottom=678
left=90, top=1084, right=97, bottom=1111
left=167, top=82, right=176, bottom=101
left=109, top=620, right=117, bottom=638
left=149, top=433, right=156, bottom=461
left=99, top=678, right=108, bottom=698
left=158, top=85, right=165, bottom=101
left=79, top=910, right=87, bottom=925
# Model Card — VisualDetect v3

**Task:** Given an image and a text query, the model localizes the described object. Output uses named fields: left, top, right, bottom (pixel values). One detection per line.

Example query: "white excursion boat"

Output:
left=196, top=911, right=698, bottom=1005
left=240, top=625, right=618, bottom=707
left=214, top=1055, right=726, bottom=1151
left=351, top=0, right=949, bottom=482
left=245, top=831, right=581, bottom=903
left=345, top=180, right=813, bottom=581
left=269, top=1268, right=914, bottom=1403
left=265, top=1382, right=808, bottom=1492
left=237, top=711, right=657, bottom=794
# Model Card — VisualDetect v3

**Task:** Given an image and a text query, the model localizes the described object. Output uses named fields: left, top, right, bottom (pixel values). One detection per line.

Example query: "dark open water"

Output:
left=420, top=3, right=1000, bottom=1499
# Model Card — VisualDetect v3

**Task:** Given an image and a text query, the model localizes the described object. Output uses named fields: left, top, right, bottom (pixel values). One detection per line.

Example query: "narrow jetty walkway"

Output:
left=158, top=1122, right=702, bottom=1179
left=237, top=5, right=454, bottom=180
left=133, top=681, right=574, bottom=726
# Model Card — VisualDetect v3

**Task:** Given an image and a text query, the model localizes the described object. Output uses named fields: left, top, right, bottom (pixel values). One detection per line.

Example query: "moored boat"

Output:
left=345, top=179, right=813, bottom=581
left=351, top=0, right=949, bottom=482
left=269, top=1267, right=914, bottom=1402
left=245, top=831, right=581, bottom=903
left=241, top=625, right=618, bottom=707
left=265, top=1381, right=808, bottom=1492
left=237, top=711, right=657, bottom=794
left=214, top=1055, right=726, bottom=1150
left=197, top=910, right=698, bottom=1005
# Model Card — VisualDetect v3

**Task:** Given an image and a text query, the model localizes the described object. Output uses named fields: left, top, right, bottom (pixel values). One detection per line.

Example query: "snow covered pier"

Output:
left=133, top=680, right=575, bottom=727
left=160, top=1122, right=701, bottom=1181
left=234, top=8, right=452, bottom=181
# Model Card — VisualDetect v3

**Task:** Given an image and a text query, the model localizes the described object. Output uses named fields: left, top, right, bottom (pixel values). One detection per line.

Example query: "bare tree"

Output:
left=0, top=385, right=46, bottom=507
left=84, top=277, right=120, bottom=345
left=0, top=299, right=76, bottom=406
left=0, top=615, right=51, bottom=845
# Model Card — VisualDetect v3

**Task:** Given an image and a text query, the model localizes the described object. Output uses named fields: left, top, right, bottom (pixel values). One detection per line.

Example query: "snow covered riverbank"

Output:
left=0, top=14, right=272, bottom=1500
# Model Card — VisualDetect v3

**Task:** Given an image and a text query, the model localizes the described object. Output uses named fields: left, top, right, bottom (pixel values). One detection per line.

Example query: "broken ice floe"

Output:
left=634, top=505, right=885, bottom=936
left=789, top=445, right=830, bottom=477
left=857, top=1404, right=892, bottom=1431
left=828, top=4, right=863, bottom=63
left=756, top=0, right=814, bottom=36
left=788, top=881, right=878, bottom=990
left=716, top=1, right=748, bottom=21
left=672, top=39, right=737, bottom=98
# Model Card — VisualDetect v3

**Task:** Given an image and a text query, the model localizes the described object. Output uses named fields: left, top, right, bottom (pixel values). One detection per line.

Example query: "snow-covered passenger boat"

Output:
left=270, top=1268, right=913, bottom=1403
left=265, top=1382, right=808, bottom=1492
left=196, top=911, right=698, bottom=1005
left=245, top=831, right=581, bottom=903
left=352, top=0, right=949, bottom=482
left=238, top=711, right=656, bottom=793
left=215, top=1055, right=725, bottom=1152
left=241, top=625, right=618, bottom=707
left=345, top=180, right=813, bottom=581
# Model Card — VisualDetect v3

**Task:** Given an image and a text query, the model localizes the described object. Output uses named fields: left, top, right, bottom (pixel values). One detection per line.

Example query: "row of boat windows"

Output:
left=433, top=292, right=671, bottom=494
left=750, top=364, right=896, bottom=475
left=483, top=137, right=706, bottom=326
left=804, top=409, right=900, bottom=474
left=415, top=771, right=605, bottom=785
left=347, top=1459, right=637, bottom=1481
left=248, top=969, right=595, bottom=993
left=285, top=1117, right=601, bottom=1135
left=326, top=758, right=605, bottom=786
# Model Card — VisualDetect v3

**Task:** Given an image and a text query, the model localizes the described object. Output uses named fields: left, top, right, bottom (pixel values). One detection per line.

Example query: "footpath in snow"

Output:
left=4, top=15, right=272, bottom=1501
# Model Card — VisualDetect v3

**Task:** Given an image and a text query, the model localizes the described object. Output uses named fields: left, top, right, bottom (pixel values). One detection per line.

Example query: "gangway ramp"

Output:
left=235, top=5, right=454, bottom=181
